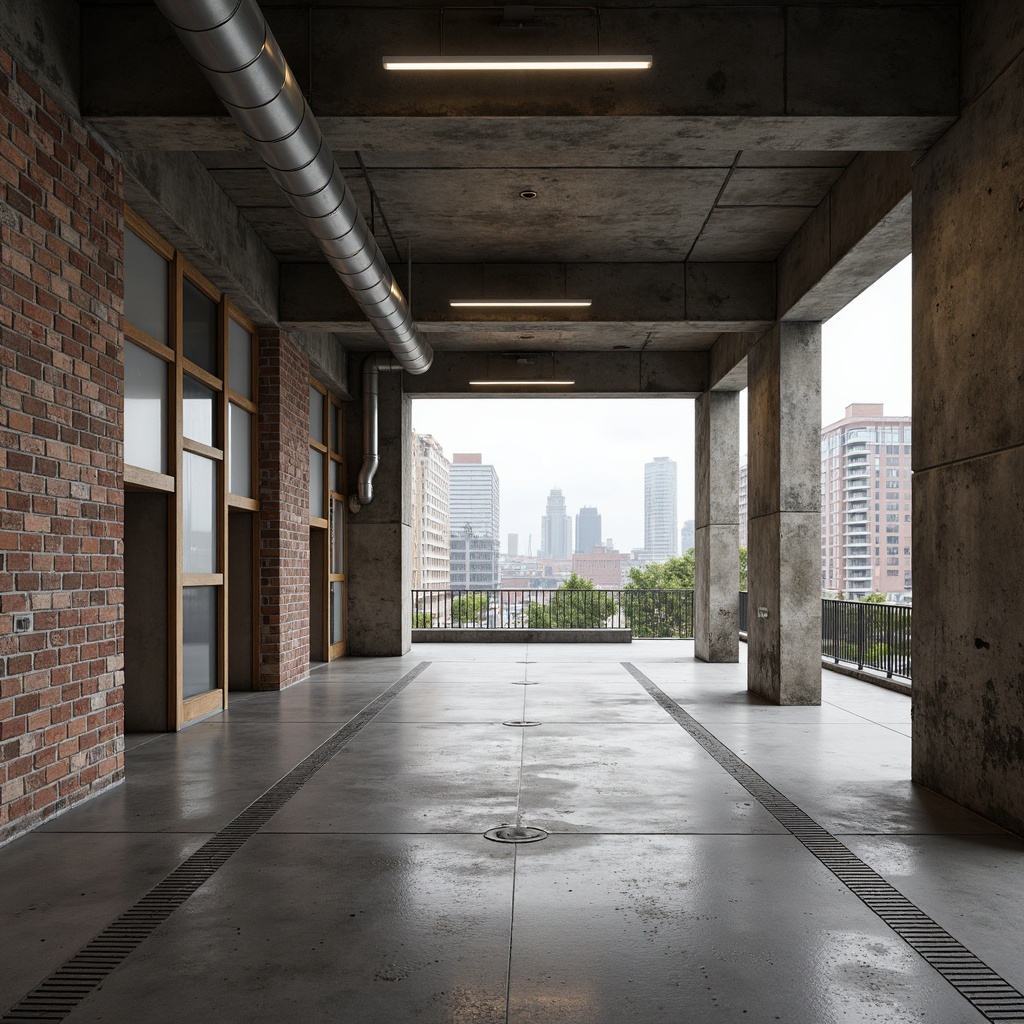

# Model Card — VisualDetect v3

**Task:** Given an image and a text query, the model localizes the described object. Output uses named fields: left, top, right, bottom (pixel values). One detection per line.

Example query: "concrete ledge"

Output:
left=412, top=629, right=633, bottom=644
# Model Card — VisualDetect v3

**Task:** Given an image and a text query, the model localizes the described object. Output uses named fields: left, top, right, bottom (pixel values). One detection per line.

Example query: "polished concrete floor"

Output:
left=3, top=642, right=1023, bottom=1023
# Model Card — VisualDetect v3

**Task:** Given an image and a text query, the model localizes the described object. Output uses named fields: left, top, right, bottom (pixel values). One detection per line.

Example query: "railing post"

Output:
left=856, top=601, right=866, bottom=670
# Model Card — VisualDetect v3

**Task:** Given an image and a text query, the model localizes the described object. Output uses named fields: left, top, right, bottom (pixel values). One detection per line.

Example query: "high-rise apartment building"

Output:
left=680, top=519, right=695, bottom=554
left=574, top=506, right=602, bottom=554
left=449, top=453, right=500, bottom=589
left=738, top=462, right=748, bottom=548
left=644, top=457, right=678, bottom=561
left=541, top=488, right=572, bottom=559
left=410, top=433, right=450, bottom=590
left=821, top=404, right=912, bottom=599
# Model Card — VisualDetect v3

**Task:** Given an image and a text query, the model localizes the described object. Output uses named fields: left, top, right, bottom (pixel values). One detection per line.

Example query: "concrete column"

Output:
left=694, top=391, right=740, bottom=662
left=910, top=9, right=1024, bottom=835
left=344, top=364, right=412, bottom=656
left=746, top=322, right=821, bottom=704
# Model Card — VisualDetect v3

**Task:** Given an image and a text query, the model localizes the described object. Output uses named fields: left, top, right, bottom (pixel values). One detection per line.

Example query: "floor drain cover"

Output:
left=515, top=660, right=537, bottom=664
left=484, top=825, right=548, bottom=844
left=511, top=681, right=538, bottom=685
left=503, top=720, right=542, bottom=727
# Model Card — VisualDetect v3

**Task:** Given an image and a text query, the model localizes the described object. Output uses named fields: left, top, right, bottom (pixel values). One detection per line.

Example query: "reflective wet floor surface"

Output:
left=3, top=643, right=1023, bottom=1023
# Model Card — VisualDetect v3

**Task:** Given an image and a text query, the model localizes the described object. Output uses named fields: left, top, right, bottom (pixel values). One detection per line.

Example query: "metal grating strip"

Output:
left=1, top=662, right=430, bottom=1024
left=623, top=663, right=1024, bottom=1024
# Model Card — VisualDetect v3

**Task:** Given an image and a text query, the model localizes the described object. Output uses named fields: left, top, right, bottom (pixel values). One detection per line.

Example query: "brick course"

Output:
left=0, top=48, right=124, bottom=843
left=257, top=328, right=310, bottom=689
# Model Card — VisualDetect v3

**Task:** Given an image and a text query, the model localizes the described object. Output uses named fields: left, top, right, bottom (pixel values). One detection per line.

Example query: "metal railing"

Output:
left=821, top=598, right=912, bottom=680
left=412, top=589, right=694, bottom=639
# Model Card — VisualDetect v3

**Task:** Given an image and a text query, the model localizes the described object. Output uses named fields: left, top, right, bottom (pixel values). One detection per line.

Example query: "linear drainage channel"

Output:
left=502, top=720, right=542, bottom=727
left=1, top=662, right=431, bottom=1024
left=623, top=663, right=1024, bottom=1024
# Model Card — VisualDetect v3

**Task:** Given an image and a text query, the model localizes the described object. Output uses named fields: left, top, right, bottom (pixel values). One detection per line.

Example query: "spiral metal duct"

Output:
left=154, top=0, right=433, bottom=374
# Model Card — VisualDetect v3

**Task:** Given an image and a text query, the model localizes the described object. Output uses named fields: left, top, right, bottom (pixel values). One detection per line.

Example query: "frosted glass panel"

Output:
left=331, top=458, right=342, bottom=495
left=228, top=318, right=252, bottom=399
left=229, top=403, right=252, bottom=498
left=183, top=586, right=218, bottom=698
left=183, top=452, right=217, bottom=573
left=183, top=376, right=216, bottom=447
left=309, top=385, right=324, bottom=442
left=124, top=229, right=168, bottom=345
left=124, top=341, right=167, bottom=473
left=330, top=582, right=343, bottom=644
left=329, top=403, right=339, bottom=451
left=183, top=278, right=217, bottom=373
left=331, top=497, right=345, bottom=574
left=309, top=448, right=324, bottom=518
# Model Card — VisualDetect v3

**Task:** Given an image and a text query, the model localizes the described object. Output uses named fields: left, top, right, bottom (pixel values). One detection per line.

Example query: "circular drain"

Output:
left=484, top=825, right=548, bottom=844
left=502, top=720, right=542, bottom=728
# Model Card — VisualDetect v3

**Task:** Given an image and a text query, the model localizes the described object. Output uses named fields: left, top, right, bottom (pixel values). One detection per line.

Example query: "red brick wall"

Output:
left=0, top=49, right=124, bottom=843
left=257, top=328, right=310, bottom=689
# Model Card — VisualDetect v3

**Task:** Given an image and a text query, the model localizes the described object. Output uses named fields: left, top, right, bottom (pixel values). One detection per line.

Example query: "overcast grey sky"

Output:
left=412, top=255, right=912, bottom=553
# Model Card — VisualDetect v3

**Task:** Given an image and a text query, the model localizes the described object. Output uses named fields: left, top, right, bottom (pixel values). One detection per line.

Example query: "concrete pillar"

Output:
left=694, top=391, right=740, bottom=662
left=344, top=363, right=412, bottom=656
left=910, top=8, right=1024, bottom=835
left=257, top=329, right=311, bottom=689
left=746, top=322, right=822, bottom=704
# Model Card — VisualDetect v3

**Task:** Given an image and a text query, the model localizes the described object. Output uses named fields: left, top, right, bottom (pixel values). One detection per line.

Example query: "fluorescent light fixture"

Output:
left=450, top=299, right=592, bottom=308
left=469, top=380, right=576, bottom=386
left=383, top=55, right=652, bottom=72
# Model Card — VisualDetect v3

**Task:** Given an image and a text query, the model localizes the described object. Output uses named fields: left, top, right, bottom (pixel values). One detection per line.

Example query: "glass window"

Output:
left=310, top=448, right=324, bottom=518
left=331, top=458, right=342, bottom=495
left=330, top=582, right=344, bottom=644
left=183, top=278, right=218, bottom=373
left=309, top=385, right=324, bottom=443
left=330, top=404, right=339, bottom=452
left=331, top=497, right=345, bottom=574
left=124, top=341, right=167, bottom=473
left=228, top=403, right=252, bottom=498
left=182, top=586, right=218, bottom=698
left=227, top=318, right=252, bottom=400
left=124, top=229, right=168, bottom=345
left=183, top=452, right=217, bottom=573
left=183, top=375, right=217, bottom=447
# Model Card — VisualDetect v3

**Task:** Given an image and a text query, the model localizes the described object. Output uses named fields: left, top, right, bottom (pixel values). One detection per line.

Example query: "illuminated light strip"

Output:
left=382, top=55, right=652, bottom=71
left=469, top=380, right=576, bottom=386
left=450, top=300, right=592, bottom=308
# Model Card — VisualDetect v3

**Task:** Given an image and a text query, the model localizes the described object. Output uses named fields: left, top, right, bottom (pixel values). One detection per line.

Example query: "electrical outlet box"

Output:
left=13, top=613, right=32, bottom=634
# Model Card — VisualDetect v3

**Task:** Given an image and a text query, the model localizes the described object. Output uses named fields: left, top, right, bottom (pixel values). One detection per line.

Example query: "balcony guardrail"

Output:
left=413, top=589, right=911, bottom=682
left=412, top=589, right=694, bottom=638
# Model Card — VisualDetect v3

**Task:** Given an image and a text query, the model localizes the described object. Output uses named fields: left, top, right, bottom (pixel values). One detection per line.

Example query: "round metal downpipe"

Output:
left=356, top=355, right=403, bottom=508
left=154, top=0, right=433, bottom=376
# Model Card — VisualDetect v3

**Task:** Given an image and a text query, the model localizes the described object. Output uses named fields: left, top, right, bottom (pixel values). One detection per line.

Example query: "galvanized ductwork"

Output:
left=356, top=354, right=403, bottom=507
left=154, top=0, right=433, bottom=375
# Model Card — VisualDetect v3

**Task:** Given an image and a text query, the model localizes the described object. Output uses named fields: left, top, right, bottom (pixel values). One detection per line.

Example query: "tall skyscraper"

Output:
left=680, top=518, right=695, bottom=554
left=644, top=457, right=678, bottom=561
left=410, top=433, right=450, bottom=590
left=540, top=488, right=572, bottom=559
left=449, top=453, right=500, bottom=589
left=821, top=404, right=912, bottom=599
left=574, top=506, right=602, bottom=554
left=738, top=461, right=748, bottom=548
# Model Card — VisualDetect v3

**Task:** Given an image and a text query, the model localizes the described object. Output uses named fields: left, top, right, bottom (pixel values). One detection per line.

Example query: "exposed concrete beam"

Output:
left=280, top=262, right=775, bottom=332
left=401, top=351, right=706, bottom=397
left=119, top=150, right=280, bottom=326
left=292, top=331, right=350, bottom=401
left=778, top=152, right=914, bottom=321
left=0, top=0, right=80, bottom=114
left=83, top=5, right=958, bottom=146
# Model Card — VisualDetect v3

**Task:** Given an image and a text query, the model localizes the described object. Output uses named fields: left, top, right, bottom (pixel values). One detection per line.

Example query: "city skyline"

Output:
left=412, top=256, right=911, bottom=552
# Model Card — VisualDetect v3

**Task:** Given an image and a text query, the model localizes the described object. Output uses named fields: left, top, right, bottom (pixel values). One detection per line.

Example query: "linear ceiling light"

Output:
left=469, top=380, right=576, bottom=386
left=451, top=300, right=592, bottom=308
left=383, top=55, right=652, bottom=71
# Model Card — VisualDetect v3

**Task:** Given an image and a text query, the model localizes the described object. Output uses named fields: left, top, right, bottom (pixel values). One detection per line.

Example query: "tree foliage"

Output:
left=626, top=551, right=695, bottom=590
left=527, top=574, right=615, bottom=628
left=451, top=591, right=488, bottom=624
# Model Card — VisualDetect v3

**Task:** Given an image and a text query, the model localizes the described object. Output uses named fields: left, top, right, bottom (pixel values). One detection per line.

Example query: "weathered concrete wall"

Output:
left=911, top=8, right=1024, bottom=835
left=746, top=323, right=821, bottom=704
left=345, top=367, right=412, bottom=656
left=694, top=391, right=739, bottom=662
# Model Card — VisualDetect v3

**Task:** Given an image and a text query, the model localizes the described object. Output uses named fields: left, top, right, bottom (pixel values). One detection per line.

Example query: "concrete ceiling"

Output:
left=76, top=1, right=960, bottom=363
